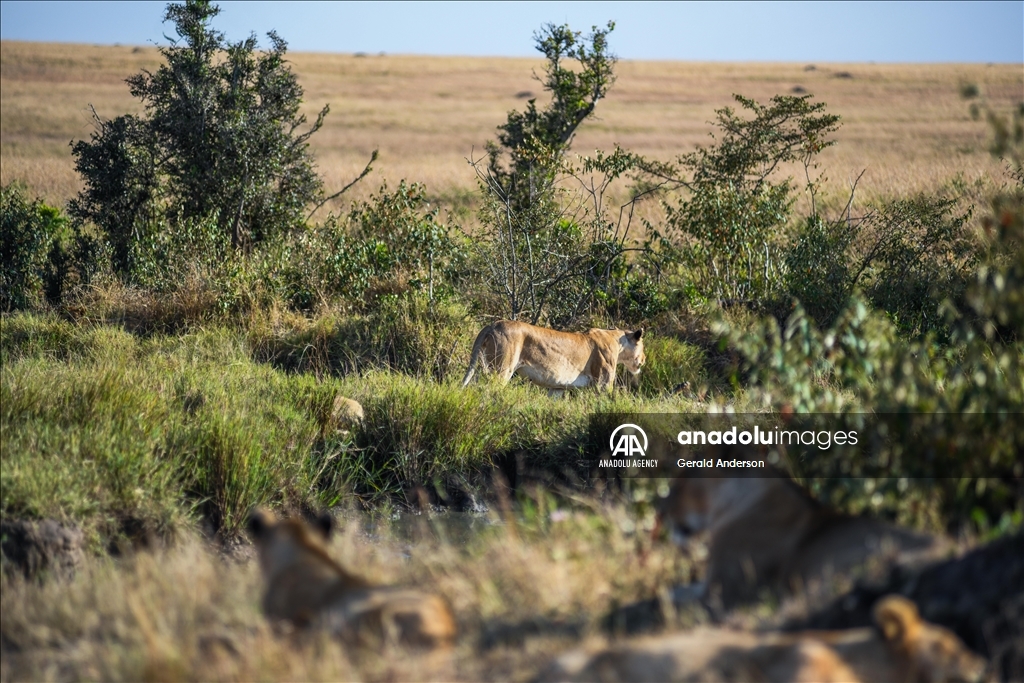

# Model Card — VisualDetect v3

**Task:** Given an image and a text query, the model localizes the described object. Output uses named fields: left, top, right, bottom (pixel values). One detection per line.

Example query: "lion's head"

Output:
left=874, top=596, right=988, bottom=683
left=620, top=328, right=646, bottom=375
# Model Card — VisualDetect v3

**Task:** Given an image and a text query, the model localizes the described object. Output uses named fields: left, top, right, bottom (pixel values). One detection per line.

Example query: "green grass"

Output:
left=2, top=315, right=331, bottom=544
left=1, top=311, right=709, bottom=546
left=250, top=294, right=477, bottom=381
left=634, top=333, right=709, bottom=397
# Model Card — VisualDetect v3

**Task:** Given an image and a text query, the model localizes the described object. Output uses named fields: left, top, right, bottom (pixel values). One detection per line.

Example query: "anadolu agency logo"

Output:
left=599, top=424, right=657, bottom=468
left=610, top=423, right=647, bottom=456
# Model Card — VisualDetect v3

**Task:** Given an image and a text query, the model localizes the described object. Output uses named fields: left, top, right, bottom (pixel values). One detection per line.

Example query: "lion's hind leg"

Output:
left=497, top=353, right=519, bottom=384
left=491, top=333, right=520, bottom=385
left=462, top=326, right=496, bottom=387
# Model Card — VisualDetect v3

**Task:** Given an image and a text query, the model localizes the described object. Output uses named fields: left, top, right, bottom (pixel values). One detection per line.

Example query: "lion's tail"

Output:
left=462, top=325, right=492, bottom=387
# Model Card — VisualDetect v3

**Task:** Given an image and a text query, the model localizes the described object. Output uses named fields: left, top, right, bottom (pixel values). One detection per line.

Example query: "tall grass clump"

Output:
left=2, top=312, right=682, bottom=539
left=0, top=315, right=359, bottom=541
left=251, top=293, right=476, bottom=381
left=317, top=369, right=691, bottom=504
left=330, top=373, right=588, bottom=501
left=632, top=333, right=708, bottom=397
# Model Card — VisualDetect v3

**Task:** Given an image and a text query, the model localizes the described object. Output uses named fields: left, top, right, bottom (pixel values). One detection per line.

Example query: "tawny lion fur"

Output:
left=247, top=509, right=456, bottom=649
left=461, top=320, right=645, bottom=393
left=536, top=595, right=987, bottom=682
left=654, top=472, right=942, bottom=609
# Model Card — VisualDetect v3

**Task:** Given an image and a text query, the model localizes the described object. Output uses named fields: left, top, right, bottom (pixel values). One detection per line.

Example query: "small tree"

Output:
left=485, top=22, right=616, bottom=213
left=69, top=114, right=159, bottom=278
left=473, top=22, right=634, bottom=326
left=70, top=0, right=334, bottom=279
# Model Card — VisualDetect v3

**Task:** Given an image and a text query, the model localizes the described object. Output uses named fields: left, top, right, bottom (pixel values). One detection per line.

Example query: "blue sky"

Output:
left=1, top=1, right=1022, bottom=63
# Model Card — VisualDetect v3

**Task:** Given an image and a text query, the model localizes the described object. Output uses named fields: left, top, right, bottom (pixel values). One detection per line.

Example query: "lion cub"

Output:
left=246, top=509, right=456, bottom=649
left=654, top=474, right=941, bottom=608
left=536, top=595, right=987, bottom=682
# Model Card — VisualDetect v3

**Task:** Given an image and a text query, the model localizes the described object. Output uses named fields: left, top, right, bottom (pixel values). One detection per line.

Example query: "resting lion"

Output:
left=246, top=509, right=456, bottom=649
left=461, top=320, right=645, bottom=394
left=535, top=595, right=987, bottom=682
left=654, top=471, right=941, bottom=609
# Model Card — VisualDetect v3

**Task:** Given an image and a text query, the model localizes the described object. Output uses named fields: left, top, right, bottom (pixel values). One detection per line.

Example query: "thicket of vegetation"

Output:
left=2, top=0, right=1021, bottom=547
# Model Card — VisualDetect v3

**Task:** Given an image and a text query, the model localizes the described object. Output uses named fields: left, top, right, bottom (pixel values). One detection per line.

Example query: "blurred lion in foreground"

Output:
left=462, top=320, right=645, bottom=395
left=654, top=473, right=942, bottom=609
left=536, top=595, right=987, bottom=682
left=246, top=508, right=455, bottom=650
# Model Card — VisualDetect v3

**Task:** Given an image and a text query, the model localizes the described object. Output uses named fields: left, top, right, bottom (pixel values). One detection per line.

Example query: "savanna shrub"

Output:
left=281, top=181, right=465, bottom=312
left=346, top=181, right=467, bottom=301
left=1, top=184, right=96, bottom=310
left=715, top=107, right=1024, bottom=534
left=597, top=269, right=670, bottom=323
left=784, top=195, right=976, bottom=334
left=2, top=183, right=57, bottom=311
left=68, top=114, right=159, bottom=280
left=723, top=210, right=1022, bottom=534
left=657, top=95, right=840, bottom=305
left=784, top=213, right=857, bottom=327
left=859, top=196, right=976, bottom=337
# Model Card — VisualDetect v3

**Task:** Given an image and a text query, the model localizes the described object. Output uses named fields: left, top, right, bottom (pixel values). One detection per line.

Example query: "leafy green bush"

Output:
left=281, top=181, right=466, bottom=312
left=2, top=184, right=57, bottom=311
left=785, top=194, right=976, bottom=334
left=652, top=95, right=840, bottom=306
left=711, top=105, right=1023, bottom=535
left=1, top=183, right=98, bottom=311
left=68, top=114, right=159, bottom=280
left=783, top=214, right=857, bottom=327
left=721, top=210, right=1022, bottom=533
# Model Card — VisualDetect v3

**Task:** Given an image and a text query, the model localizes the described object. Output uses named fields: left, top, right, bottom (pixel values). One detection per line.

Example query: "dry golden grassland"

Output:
left=2, top=40, right=1022, bottom=217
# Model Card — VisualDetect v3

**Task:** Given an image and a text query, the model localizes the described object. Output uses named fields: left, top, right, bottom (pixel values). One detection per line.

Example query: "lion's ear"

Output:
left=633, top=328, right=644, bottom=342
left=247, top=508, right=273, bottom=540
left=314, top=511, right=334, bottom=540
left=874, top=595, right=919, bottom=645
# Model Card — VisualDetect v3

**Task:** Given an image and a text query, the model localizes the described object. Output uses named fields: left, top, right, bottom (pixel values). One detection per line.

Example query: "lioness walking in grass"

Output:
left=462, top=320, right=645, bottom=395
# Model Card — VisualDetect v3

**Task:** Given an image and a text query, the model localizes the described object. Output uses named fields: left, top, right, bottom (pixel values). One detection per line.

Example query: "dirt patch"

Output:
left=0, top=518, right=85, bottom=580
